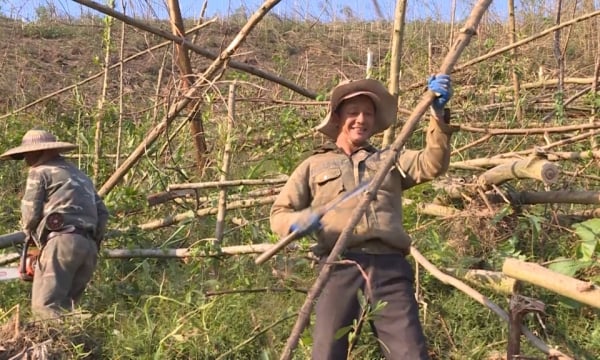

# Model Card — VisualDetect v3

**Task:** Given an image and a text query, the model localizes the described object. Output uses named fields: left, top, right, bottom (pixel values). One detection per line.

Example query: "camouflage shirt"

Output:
left=270, top=115, right=452, bottom=256
left=20, top=156, right=109, bottom=245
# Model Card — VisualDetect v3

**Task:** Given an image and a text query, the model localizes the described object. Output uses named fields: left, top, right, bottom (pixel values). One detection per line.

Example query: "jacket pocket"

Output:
left=311, top=168, right=344, bottom=207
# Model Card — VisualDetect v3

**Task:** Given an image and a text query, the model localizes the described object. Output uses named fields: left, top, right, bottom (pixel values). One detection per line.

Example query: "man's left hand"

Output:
left=427, top=74, right=453, bottom=110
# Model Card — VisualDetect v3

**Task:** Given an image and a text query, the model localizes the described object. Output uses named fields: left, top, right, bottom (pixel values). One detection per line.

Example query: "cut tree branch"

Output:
left=414, top=248, right=572, bottom=359
left=72, top=0, right=317, bottom=98
left=477, top=158, right=560, bottom=188
left=503, top=258, right=600, bottom=309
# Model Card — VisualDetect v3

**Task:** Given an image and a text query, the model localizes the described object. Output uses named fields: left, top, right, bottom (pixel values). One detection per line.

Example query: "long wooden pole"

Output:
left=507, top=0, right=523, bottom=122
left=279, top=1, right=494, bottom=359
left=215, top=83, right=236, bottom=244
left=381, top=0, right=408, bottom=147
left=167, top=0, right=208, bottom=171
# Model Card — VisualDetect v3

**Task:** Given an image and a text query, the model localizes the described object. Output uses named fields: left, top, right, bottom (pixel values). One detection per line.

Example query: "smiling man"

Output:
left=270, top=76, right=453, bottom=359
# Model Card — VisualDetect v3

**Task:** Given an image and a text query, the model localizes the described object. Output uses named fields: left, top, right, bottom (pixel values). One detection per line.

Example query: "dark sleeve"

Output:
left=95, top=193, right=109, bottom=244
left=20, top=168, right=46, bottom=235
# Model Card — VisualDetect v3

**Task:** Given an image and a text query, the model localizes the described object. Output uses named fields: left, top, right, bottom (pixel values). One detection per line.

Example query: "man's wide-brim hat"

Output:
left=0, top=129, right=76, bottom=160
left=316, top=78, right=397, bottom=140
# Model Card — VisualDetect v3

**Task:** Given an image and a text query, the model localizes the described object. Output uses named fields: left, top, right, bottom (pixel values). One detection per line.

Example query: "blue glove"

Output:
left=427, top=74, right=453, bottom=110
left=290, top=211, right=322, bottom=237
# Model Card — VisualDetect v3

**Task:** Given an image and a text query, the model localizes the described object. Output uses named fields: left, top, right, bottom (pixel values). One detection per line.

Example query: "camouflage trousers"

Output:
left=31, top=232, right=98, bottom=319
left=311, top=252, right=430, bottom=360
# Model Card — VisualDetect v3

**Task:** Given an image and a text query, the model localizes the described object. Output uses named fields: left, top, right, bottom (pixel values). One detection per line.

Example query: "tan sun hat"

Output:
left=316, top=78, right=397, bottom=140
left=0, top=129, right=76, bottom=160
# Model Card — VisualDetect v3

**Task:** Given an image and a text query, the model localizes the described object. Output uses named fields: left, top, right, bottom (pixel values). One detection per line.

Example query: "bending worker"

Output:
left=1, top=129, right=108, bottom=319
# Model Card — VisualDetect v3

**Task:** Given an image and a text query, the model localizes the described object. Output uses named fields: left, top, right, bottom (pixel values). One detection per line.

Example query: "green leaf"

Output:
left=572, top=219, right=600, bottom=242
left=547, top=258, right=587, bottom=277
left=572, top=219, right=600, bottom=260
left=334, top=325, right=353, bottom=340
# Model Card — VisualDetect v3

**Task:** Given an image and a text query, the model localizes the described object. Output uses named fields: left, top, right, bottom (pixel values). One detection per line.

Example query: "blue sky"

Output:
left=5, top=0, right=511, bottom=23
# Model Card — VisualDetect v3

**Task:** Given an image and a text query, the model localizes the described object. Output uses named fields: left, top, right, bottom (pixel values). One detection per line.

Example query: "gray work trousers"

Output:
left=312, top=252, right=430, bottom=360
left=31, top=232, right=98, bottom=319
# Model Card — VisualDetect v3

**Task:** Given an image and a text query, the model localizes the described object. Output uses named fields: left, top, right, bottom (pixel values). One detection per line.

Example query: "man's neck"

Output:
left=31, top=153, right=61, bottom=167
left=336, top=140, right=368, bottom=156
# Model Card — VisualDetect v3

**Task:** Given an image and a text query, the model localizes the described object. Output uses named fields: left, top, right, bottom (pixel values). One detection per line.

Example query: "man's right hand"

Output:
left=290, top=209, right=323, bottom=237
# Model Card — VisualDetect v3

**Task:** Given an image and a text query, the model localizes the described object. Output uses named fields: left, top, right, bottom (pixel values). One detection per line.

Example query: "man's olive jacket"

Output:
left=21, top=156, right=109, bottom=246
left=270, top=116, right=452, bottom=256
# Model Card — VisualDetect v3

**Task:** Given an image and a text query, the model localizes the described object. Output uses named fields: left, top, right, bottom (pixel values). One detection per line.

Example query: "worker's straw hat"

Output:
left=0, top=129, right=76, bottom=160
left=316, top=78, right=397, bottom=140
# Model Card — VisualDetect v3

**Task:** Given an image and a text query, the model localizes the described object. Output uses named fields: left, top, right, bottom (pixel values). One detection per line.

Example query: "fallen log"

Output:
left=147, top=189, right=198, bottom=206
left=129, top=195, right=277, bottom=231
left=477, top=158, right=559, bottom=188
left=451, top=150, right=600, bottom=171
left=0, top=232, right=26, bottom=249
left=168, top=177, right=288, bottom=191
left=413, top=248, right=572, bottom=359
left=0, top=243, right=290, bottom=265
left=0, top=252, right=20, bottom=265
left=444, top=268, right=517, bottom=295
left=488, top=191, right=600, bottom=205
left=502, top=258, right=600, bottom=309
left=147, top=186, right=282, bottom=207
left=103, top=243, right=275, bottom=258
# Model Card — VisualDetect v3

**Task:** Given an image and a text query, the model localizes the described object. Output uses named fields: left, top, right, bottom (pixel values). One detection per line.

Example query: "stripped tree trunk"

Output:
left=167, top=0, right=208, bottom=172
left=507, top=0, right=523, bottom=122
left=215, top=83, right=236, bottom=244
left=381, top=0, right=408, bottom=147
left=94, top=0, right=115, bottom=182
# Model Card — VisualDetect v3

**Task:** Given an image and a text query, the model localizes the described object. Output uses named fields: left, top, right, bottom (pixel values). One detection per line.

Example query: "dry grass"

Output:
left=0, top=311, right=101, bottom=360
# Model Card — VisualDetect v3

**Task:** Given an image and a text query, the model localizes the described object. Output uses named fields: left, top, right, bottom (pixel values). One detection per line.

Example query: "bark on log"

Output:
left=129, top=195, right=277, bottom=231
left=147, top=189, right=198, bottom=206
left=0, top=244, right=284, bottom=264
left=168, top=177, right=289, bottom=190
left=444, top=268, right=517, bottom=295
left=0, top=252, right=21, bottom=266
left=478, top=158, right=559, bottom=188
left=167, top=0, right=208, bottom=171
left=502, top=258, right=600, bottom=309
left=489, top=191, right=600, bottom=205
left=103, top=244, right=275, bottom=258
left=451, top=150, right=600, bottom=170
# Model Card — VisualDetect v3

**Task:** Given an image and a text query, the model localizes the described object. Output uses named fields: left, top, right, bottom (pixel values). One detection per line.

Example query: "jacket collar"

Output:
left=314, top=141, right=377, bottom=155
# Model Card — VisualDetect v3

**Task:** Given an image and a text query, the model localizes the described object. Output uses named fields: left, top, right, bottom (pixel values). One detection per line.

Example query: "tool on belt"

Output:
left=255, top=181, right=370, bottom=265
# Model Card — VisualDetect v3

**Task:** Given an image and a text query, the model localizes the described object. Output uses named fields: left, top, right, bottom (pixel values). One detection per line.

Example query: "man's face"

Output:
left=334, top=95, right=376, bottom=148
left=23, top=151, right=43, bottom=167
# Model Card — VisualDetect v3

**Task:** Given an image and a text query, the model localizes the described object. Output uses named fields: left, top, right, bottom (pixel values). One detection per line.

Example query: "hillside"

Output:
left=0, top=4, right=599, bottom=359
